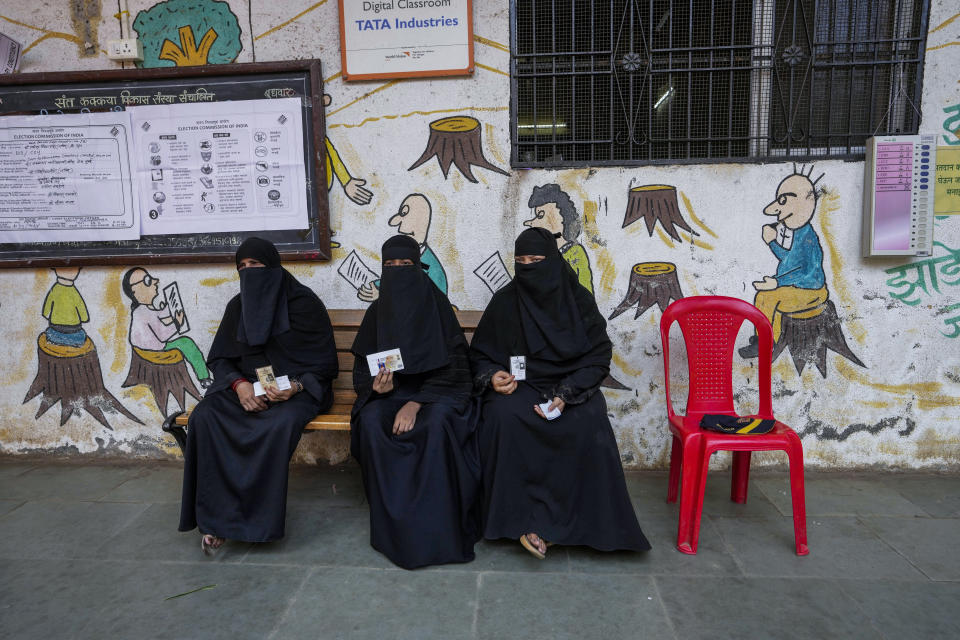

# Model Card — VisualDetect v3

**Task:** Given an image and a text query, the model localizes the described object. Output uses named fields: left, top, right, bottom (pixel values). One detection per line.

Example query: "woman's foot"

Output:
left=520, top=533, right=547, bottom=559
left=201, top=534, right=225, bottom=556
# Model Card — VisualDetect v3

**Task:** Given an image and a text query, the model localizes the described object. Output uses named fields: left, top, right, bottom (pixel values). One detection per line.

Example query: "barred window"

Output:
left=511, top=0, right=930, bottom=167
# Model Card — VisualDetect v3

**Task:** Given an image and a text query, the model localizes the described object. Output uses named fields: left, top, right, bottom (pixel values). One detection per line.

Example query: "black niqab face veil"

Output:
left=373, top=235, right=450, bottom=374
left=514, top=228, right=591, bottom=360
left=235, top=237, right=290, bottom=346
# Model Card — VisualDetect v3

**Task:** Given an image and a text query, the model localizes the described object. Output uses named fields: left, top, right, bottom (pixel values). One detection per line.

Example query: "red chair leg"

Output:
left=667, top=434, right=682, bottom=503
left=785, top=437, right=809, bottom=555
left=676, top=435, right=707, bottom=554
left=731, top=451, right=752, bottom=503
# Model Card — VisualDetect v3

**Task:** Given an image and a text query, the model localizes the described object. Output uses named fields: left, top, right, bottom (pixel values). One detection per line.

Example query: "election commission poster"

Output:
left=0, top=111, right=139, bottom=243
left=129, top=98, right=308, bottom=236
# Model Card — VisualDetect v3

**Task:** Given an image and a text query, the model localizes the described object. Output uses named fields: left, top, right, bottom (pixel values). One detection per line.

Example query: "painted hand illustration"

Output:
left=358, top=282, right=379, bottom=302
left=344, top=178, right=373, bottom=205
left=753, top=275, right=778, bottom=291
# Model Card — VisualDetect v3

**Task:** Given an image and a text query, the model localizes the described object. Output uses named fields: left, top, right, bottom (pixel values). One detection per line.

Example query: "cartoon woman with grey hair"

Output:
left=524, top=184, right=594, bottom=293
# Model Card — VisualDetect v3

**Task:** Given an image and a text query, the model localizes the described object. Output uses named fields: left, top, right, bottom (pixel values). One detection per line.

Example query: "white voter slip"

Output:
left=253, top=375, right=291, bottom=396
left=538, top=400, right=562, bottom=420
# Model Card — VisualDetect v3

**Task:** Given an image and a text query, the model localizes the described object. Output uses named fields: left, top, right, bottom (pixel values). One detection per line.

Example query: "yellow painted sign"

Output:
left=935, top=146, right=960, bottom=214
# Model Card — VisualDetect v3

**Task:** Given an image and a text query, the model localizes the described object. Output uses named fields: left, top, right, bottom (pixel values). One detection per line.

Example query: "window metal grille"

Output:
left=511, top=0, right=930, bottom=167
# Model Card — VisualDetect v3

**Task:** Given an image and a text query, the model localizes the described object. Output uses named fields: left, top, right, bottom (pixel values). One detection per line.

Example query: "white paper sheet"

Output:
left=338, top=250, right=380, bottom=290
left=0, top=111, right=140, bottom=242
left=0, top=32, right=23, bottom=74
left=162, top=282, right=189, bottom=334
left=128, top=98, right=307, bottom=236
left=473, top=251, right=512, bottom=293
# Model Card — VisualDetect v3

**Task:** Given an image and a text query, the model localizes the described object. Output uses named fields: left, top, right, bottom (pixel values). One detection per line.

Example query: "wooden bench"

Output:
left=162, top=309, right=482, bottom=452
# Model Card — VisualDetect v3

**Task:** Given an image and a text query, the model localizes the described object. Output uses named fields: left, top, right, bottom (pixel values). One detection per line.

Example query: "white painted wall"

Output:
left=0, top=0, right=957, bottom=468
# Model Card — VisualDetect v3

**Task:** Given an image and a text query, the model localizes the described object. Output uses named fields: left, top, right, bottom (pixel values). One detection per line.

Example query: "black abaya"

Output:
left=350, top=235, right=481, bottom=569
left=350, top=363, right=481, bottom=569
left=180, top=390, right=323, bottom=541
left=470, top=227, right=650, bottom=552
left=179, top=238, right=337, bottom=543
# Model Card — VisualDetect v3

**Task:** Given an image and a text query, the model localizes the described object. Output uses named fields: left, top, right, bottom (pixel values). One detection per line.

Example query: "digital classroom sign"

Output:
left=338, top=0, right=474, bottom=81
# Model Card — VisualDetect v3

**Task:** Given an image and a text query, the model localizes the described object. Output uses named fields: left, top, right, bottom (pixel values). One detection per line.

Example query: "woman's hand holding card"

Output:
left=372, top=369, right=394, bottom=394
left=491, top=370, right=517, bottom=395
left=236, top=381, right=268, bottom=412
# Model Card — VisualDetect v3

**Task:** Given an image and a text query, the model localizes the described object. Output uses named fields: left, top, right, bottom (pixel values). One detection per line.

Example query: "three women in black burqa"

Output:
left=350, top=235, right=481, bottom=569
left=179, top=238, right=338, bottom=550
left=470, top=227, right=650, bottom=557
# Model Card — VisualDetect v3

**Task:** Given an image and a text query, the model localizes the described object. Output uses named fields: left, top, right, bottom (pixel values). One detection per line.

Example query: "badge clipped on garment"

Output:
left=510, top=355, right=526, bottom=381
left=366, top=348, right=404, bottom=376
left=538, top=400, right=562, bottom=420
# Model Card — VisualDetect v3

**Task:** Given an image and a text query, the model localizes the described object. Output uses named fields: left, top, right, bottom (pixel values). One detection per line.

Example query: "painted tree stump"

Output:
left=622, top=184, right=699, bottom=242
left=772, top=300, right=865, bottom=377
left=601, top=374, right=631, bottom=391
left=123, top=347, right=201, bottom=417
left=609, top=262, right=685, bottom=320
left=23, top=334, right=142, bottom=429
left=408, top=116, right=509, bottom=183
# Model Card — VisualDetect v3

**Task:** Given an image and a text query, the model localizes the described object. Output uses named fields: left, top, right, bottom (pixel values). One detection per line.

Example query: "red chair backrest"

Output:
left=659, top=296, right=774, bottom=420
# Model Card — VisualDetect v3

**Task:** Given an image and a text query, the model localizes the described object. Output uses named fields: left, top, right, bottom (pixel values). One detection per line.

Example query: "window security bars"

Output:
left=511, top=0, right=930, bottom=167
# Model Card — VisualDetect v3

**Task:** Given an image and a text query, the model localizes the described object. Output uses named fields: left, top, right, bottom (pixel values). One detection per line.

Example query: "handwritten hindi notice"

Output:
left=128, top=98, right=307, bottom=236
left=935, top=147, right=960, bottom=215
left=0, top=111, right=140, bottom=243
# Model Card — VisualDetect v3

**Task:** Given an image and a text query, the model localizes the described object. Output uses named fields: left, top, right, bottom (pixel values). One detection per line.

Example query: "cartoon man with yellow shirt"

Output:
left=323, top=93, right=372, bottom=206
left=740, top=168, right=829, bottom=358
left=524, top=184, right=594, bottom=293
left=42, top=266, right=90, bottom=348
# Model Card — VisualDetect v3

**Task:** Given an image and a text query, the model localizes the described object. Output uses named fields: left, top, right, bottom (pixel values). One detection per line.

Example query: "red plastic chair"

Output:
left=659, top=296, right=808, bottom=556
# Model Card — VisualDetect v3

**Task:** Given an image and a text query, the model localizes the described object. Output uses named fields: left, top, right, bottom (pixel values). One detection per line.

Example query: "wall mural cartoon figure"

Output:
left=324, top=94, right=373, bottom=207
left=357, top=193, right=448, bottom=302
left=524, top=184, right=594, bottom=293
left=739, top=166, right=864, bottom=377
left=521, top=184, right=630, bottom=389
left=132, top=0, right=243, bottom=68
left=120, top=268, right=208, bottom=416
left=408, top=116, right=509, bottom=183
left=23, top=268, right=141, bottom=429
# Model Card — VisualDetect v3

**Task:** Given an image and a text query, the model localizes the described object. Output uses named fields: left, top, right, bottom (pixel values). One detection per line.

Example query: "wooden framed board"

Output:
left=0, top=59, right=330, bottom=267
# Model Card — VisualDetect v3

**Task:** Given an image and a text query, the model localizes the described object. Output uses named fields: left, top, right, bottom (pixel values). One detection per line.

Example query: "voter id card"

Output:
left=367, top=348, right=404, bottom=376
left=510, top=356, right=526, bottom=380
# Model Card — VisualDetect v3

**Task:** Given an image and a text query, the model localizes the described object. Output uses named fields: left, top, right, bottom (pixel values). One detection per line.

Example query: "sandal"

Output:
left=519, top=533, right=546, bottom=560
left=201, top=534, right=225, bottom=556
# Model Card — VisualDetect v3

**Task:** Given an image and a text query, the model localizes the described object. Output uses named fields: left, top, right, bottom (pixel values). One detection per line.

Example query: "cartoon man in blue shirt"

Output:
left=358, top=193, right=448, bottom=302
left=740, top=168, right=829, bottom=357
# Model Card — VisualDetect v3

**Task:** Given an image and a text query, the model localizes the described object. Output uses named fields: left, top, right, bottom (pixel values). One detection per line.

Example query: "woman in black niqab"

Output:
left=179, top=237, right=337, bottom=553
left=470, top=228, right=650, bottom=558
left=350, top=235, right=481, bottom=569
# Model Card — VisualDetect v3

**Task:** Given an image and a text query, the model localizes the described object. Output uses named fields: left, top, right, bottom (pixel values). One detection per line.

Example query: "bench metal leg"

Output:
left=161, top=411, right=187, bottom=454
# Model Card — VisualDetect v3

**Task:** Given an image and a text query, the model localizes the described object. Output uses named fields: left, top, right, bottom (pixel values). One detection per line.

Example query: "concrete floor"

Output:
left=0, top=460, right=958, bottom=639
